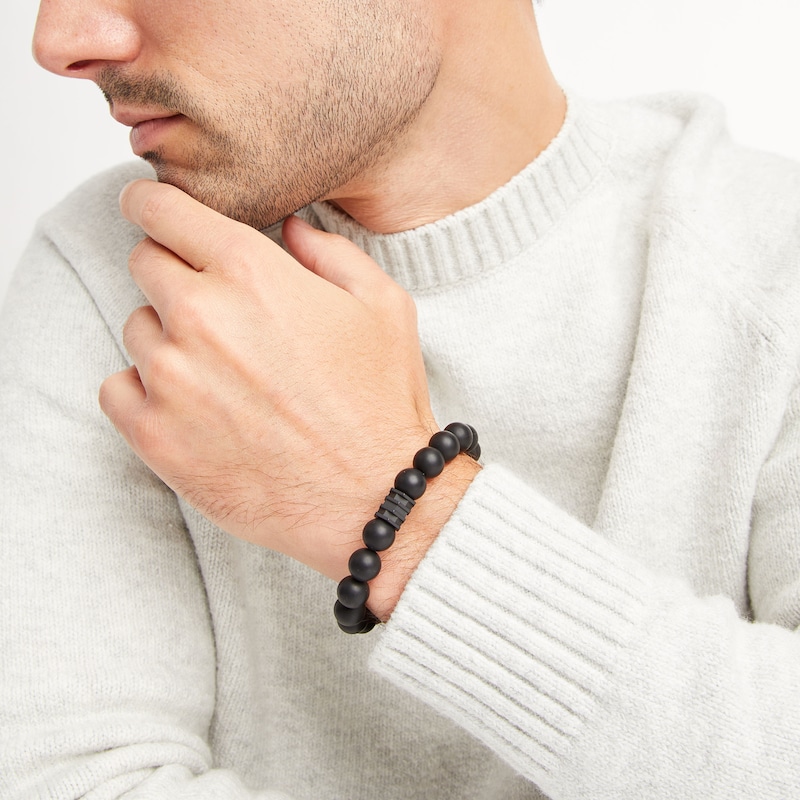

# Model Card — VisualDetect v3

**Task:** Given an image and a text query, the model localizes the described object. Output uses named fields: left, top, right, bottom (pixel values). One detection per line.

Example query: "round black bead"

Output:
left=413, top=446, right=445, bottom=478
left=429, top=430, right=460, bottom=462
left=338, top=617, right=378, bottom=634
left=337, top=576, right=370, bottom=609
left=445, top=422, right=474, bottom=452
left=334, top=600, right=367, bottom=627
left=394, top=468, right=427, bottom=500
left=466, top=442, right=481, bottom=461
left=348, top=548, right=382, bottom=582
left=362, top=518, right=396, bottom=551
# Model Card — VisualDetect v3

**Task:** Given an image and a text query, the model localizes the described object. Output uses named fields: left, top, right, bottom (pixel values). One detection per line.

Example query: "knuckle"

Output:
left=128, top=237, right=157, bottom=277
left=379, top=281, right=417, bottom=323
left=215, top=231, right=249, bottom=271
left=213, top=226, right=264, bottom=279
left=145, top=344, right=182, bottom=389
left=137, top=185, right=176, bottom=230
left=167, top=290, right=206, bottom=334
left=98, top=367, right=138, bottom=427
left=122, top=305, right=149, bottom=348
left=129, top=413, right=166, bottom=463
left=397, top=288, right=417, bottom=319
left=97, top=375, right=117, bottom=418
left=121, top=322, right=134, bottom=356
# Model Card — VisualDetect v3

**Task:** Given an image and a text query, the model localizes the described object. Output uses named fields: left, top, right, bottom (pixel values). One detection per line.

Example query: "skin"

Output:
left=52, top=0, right=443, bottom=230
left=33, top=0, right=565, bottom=617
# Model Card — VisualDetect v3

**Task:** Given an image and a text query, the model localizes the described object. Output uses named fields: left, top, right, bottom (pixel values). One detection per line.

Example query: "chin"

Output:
left=146, top=155, right=319, bottom=230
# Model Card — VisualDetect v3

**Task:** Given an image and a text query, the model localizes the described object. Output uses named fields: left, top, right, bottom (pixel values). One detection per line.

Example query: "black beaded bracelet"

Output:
left=335, top=423, right=480, bottom=634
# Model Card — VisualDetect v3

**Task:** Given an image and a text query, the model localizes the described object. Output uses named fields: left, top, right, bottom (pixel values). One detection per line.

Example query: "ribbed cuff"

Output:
left=370, top=464, right=649, bottom=789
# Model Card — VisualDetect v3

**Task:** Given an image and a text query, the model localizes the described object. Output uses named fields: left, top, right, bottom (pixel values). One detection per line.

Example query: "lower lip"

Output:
left=130, top=115, right=184, bottom=156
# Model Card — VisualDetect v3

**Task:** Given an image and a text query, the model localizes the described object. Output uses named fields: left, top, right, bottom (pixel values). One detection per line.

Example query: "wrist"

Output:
left=334, top=424, right=482, bottom=632
left=366, top=452, right=481, bottom=620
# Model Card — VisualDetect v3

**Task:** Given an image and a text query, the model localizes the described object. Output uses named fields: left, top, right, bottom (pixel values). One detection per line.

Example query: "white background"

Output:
left=2, top=0, right=800, bottom=306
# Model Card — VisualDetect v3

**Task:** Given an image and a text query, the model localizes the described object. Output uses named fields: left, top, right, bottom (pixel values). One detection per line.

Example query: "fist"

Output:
left=100, top=180, right=438, bottom=582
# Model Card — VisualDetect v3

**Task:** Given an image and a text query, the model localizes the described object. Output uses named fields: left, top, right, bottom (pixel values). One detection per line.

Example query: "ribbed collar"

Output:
left=296, top=95, right=614, bottom=293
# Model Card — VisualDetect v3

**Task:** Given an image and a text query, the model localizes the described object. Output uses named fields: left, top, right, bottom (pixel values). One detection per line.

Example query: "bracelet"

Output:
left=334, top=423, right=480, bottom=634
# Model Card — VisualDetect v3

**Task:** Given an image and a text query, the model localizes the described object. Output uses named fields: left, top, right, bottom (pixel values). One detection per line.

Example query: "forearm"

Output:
left=365, top=449, right=482, bottom=621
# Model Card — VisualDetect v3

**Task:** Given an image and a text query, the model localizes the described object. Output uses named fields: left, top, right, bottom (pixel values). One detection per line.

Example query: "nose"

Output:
left=33, top=0, right=141, bottom=79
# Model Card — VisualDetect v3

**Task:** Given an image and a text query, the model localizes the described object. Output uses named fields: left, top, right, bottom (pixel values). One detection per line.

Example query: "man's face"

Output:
left=34, top=0, right=442, bottom=228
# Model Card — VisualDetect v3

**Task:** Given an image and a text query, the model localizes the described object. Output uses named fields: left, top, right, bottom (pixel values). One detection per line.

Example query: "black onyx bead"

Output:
left=337, top=576, right=370, bottom=609
left=394, top=468, right=427, bottom=500
left=445, top=422, right=474, bottom=452
left=362, top=518, right=396, bottom=551
left=348, top=548, right=382, bottom=582
left=429, top=430, right=460, bottom=462
left=413, top=446, right=445, bottom=479
left=338, top=615, right=378, bottom=634
left=334, top=600, right=366, bottom=627
left=466, top=442, right=481, bottom=461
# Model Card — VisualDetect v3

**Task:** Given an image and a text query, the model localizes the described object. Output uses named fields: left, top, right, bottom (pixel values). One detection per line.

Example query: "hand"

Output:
left=100, top=180, right=478, bottom=617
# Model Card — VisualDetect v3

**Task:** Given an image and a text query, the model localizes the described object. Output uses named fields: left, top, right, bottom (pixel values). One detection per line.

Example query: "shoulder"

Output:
left=34, top=162, right=154, bottom=342
left=603, top=92, right=800, bottom=229
left=38, top=160, right=152, bottom=261
left=601, top=92, right=800, bottom=233
left=604, top=93, right=800, bottom=351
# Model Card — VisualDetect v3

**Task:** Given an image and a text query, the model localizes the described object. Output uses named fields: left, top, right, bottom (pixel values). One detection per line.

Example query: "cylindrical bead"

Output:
left=375, top=488, right=415, bottom=529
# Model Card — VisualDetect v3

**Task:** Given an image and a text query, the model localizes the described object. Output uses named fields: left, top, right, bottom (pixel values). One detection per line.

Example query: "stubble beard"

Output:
left=98, top=10, right=440, bottom=230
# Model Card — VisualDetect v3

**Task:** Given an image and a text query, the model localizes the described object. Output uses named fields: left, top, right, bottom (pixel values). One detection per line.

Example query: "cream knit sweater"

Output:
left=2, top=94, right=800, bottom=799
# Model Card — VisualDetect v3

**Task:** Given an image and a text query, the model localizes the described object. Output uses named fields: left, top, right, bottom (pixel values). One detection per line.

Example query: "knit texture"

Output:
left=2, top=94, right=800, bottom=799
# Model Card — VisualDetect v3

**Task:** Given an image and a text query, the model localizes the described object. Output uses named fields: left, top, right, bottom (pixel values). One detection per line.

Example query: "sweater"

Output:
left=2, top=92, right=800, bottom=800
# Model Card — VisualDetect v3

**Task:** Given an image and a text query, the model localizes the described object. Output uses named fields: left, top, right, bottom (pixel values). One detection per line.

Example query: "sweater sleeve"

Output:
left=0, top=230, right=290, bottom=799
left=370, top=456, right=800, bottom=799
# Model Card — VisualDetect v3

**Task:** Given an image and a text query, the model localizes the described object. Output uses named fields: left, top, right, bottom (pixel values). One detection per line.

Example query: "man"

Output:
left=2, top=0, right=799, bottom=797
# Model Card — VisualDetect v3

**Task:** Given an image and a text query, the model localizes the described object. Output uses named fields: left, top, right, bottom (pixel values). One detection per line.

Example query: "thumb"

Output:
left=281, top=215, right=396, bottom=303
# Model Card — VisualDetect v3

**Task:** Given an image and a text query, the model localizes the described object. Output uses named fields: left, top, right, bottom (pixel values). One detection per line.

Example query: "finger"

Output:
left=128, top=239, right=196, bottom=320
left=98, top=366, right=147, bottom=444
left=281, top=215, right=399, bottom=304
left=122, top=305, right=163, bottom=370
left=120, top=179, right=274, bottom=275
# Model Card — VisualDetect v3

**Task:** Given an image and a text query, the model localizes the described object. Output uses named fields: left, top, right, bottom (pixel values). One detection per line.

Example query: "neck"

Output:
left=324, top=2, right=565, bottom=234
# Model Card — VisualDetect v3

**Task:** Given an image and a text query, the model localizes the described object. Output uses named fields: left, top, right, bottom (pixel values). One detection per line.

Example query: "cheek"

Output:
left=133, top=0, right=255, bottom=76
